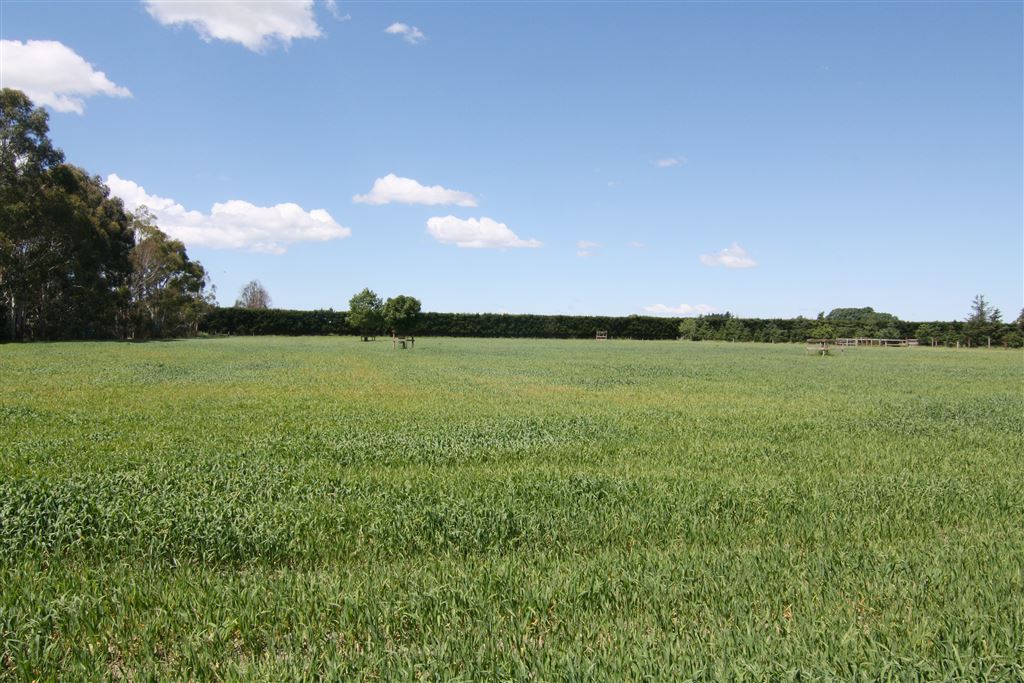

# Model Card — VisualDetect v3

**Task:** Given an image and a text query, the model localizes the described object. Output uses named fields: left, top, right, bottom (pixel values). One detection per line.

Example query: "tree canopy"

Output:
left=235, top=280, right=271, bottom=310
left=0, top=88, right=211, bottom=341
left=383, top=295, right=422, bottom=336
left=348, top=288, right=383, bottom=340
left=124, top=208, right=213, bottom=338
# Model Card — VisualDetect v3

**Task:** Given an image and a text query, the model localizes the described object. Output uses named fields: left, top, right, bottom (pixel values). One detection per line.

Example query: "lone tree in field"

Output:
left=348, top=287, right=383, bottom=341
left=235, top=280, right=271, bottom=309
left=383, top=295, right=421, bottom=336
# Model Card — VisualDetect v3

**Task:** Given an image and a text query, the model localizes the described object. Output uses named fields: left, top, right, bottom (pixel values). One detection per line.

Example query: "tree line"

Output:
left=1, top=89, right=212, bottom=341
left=201, top=304, right=1024, bottom=347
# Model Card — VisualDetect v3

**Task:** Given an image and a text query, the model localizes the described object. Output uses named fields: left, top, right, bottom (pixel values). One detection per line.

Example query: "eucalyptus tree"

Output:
left=125, top=208, right=213, bottom=338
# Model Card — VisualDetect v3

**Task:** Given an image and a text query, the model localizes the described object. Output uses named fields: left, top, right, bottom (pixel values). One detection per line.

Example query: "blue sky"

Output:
left=2, top=1, right=1021, bottom=320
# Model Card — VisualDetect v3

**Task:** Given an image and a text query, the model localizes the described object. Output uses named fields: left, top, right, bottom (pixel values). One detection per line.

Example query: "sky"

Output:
left=1, top=0, right=1021, bottom=320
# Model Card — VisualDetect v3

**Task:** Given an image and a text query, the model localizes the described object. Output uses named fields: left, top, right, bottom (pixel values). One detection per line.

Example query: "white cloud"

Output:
left=144, top=1, right=322, bottom=51
left=106, top=174, right=350, bottom=254
left=0, top=40, right=131, bottom=114
left=426, top=216, right=541, bottom=249
left=655, top=157, right=684, bottom=168
left=353, top=174, right=476, bottom=207
left=643, top=303, right=717, bottom=316
left=699, top=243, right=757, bottom=269
left=385, top=22, right=426, bottom=44
left=323, top=0, right=350, bottom=21
left=576, top=240, right=600, bottom=258
left=627, top=241, right=645, bottom=249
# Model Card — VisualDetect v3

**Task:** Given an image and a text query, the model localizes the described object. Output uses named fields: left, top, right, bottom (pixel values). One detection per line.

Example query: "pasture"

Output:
left=1, top=337, right=1022, bottom=680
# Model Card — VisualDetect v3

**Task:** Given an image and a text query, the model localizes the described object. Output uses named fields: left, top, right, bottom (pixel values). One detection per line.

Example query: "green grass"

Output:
left=1, top=337, right=1022, bottom=680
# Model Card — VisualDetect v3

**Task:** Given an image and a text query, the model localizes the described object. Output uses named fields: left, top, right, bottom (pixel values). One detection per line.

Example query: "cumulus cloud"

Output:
left=353, top=174, right=476, bottom=207
left=655, top=157, right=684, bottom=168
left=426, top=216, right=541, bottom=249
left=0, top=40, right=131, bottom=114
left=106, top=174, right=350, bottom=254
left=699, top=243, right=757, bottom=268
left=385, top=22, right=426, bottom=44
left=643, top=303, right=717, bottom=316
left=144, top=1, right=322, bottom=51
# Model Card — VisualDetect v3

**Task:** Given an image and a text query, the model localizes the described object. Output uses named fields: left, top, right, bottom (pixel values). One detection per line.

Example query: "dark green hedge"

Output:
left=200, top=309, right=680, bottom=339
left=199, top=308, right=1023, bottom=347
left=201, top=308, right=348, bottom=336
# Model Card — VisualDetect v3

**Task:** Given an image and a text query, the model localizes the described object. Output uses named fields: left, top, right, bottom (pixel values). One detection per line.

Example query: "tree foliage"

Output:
left=347, top=288, right=383, bottom=340
left=0, top=89, right=210, bottom=341
left=200, top=307, right=1022, bottom=347
left=383, top=295, right=422, bottom=336
left=235, top=280, right=271, bottom=310
left=124, top=208, right=213, bottom=339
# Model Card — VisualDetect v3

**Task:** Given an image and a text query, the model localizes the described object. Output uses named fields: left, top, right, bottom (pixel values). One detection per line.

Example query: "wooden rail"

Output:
left=835, top=338, right=919, bottom=347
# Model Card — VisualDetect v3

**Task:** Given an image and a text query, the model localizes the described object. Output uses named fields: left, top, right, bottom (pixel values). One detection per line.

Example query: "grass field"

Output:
left=1, top=337, right=1022, bottom=680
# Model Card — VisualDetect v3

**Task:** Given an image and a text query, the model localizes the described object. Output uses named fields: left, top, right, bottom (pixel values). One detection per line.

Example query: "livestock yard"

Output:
left=1, top=337, right=1022, bottom=679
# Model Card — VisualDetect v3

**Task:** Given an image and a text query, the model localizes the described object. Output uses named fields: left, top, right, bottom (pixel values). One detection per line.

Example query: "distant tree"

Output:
left=965, top=294, right=1002, bottom=345
left=915, top=323, right=936, bottom=345
left=1016, top=309, right=1024, bottom=330
left=825, top=307, right=898, bottom=324
left=124, top=208, right=213, bottom=338
left=678, top=318, right=698, bottom=340
left=826, top=307, right=900, bottom=338
left=348, top=287, right=383, bottom=341
left=722, top=318, right=751, bottom=342
left=236, top=280, right=271, bottom=309
left=755, top=322, right=784, bottom=343
left=809, top=322, right=834, bottom=339
left=383, top=294, right=421, bottom=336
left=967, top=294, right=999, bottom=324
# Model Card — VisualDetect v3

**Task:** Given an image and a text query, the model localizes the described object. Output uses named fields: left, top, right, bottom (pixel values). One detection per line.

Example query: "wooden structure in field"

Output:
left=806, top=338, right=840, bottom=356
left=392, top=334, right=415, bottom=349
left=835, top=338, right=919, bottom=348
left=595, top=330, right=608, bottom=341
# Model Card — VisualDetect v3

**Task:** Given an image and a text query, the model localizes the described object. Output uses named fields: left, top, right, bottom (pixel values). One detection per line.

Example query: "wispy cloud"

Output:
left=106, top=174, right=350, bottom=254
left=576, top=240, right=601, bottom=258
left=0, top=40, right=131, bottom=114
left=655, top=157, right=684, bottom=168
left=144, top=0, right=322, bottom=52
left=643, top=303, right=716, bottom=316
left=323, top=0, right=350, bottom=21
left=353, top=174, right=476, bottom=207
left=385, top=22, right=426, bottom=44
left=627, top=241, right=645, bottom=249
left=699, top=243, right=757, bottom=269
left=426, top=216, right=541, bottom=249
